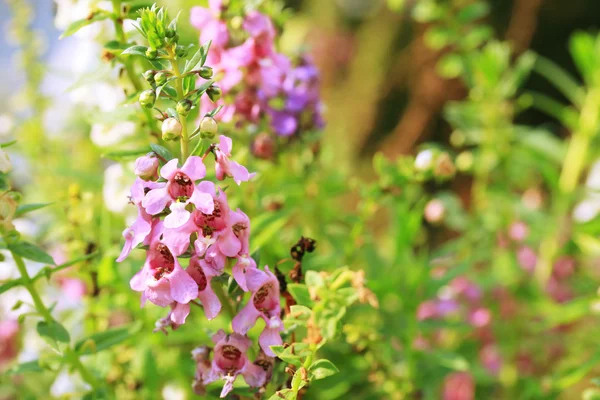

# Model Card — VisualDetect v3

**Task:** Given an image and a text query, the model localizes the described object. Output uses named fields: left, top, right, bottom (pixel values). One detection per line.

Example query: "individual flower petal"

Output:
left=164, top=202, right=191, bottom=229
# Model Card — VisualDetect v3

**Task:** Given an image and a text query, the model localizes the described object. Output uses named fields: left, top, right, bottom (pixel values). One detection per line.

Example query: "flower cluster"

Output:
left=503, top=221, right=575, bottom=303
left=118, top=135, right=283, bottom=396
left=416, top=274, right=501, bottom=375
left=190, top=0, right=324, bottom=141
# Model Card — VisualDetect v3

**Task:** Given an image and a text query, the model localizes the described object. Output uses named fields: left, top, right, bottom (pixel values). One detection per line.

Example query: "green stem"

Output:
left=10, top=251, right=101, bottom=390
left=535, top=89, right=600, bottom=285
left=112, top=0, right=159, bottom=137
left=212, top=281, right=235, bottom=319
left=168, top=48, right=189, bottom=161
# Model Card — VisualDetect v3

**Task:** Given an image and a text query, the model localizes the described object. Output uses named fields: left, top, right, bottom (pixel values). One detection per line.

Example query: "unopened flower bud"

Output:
left=143, top=70, right=155, bottom=84
left=154, top=72, right=167, bottom=86
left=145, top=48, right=158, bottom=59
left=424, top=199, right=445, bottom=224
left=456, top=151, right=473, bottom=172
left=198, top=67, right=213, bottom=79
left=434, top=152, right=456, bottom=178
left=207, top=85, right=222, bottom=102
left=134, top=153, right=159, bottom=180
left=176, top=45, right=187, bottom=58
left=139, top=90, right=156, bottom=109
left=176, top=100, right=193, bottom=116
left=165, top=29, right=176, bottom=38
left=252, top=132, right=276, bottom=160
left=200, top=116, right=218, bottom=139
left=162, top=117, right=182, bottom=141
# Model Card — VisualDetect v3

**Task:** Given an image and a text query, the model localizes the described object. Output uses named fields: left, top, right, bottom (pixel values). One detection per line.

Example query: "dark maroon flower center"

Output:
left=151, top=244, right=175, bottom=280
left=168, top=172, right=194, bottom=198
left=253, top=283, right=272, bottom=310
left=221, top=345, right=241, bottom=361
left=194, top=200, right=227, bottom=233
left=191, top=263, right=208, bottom=291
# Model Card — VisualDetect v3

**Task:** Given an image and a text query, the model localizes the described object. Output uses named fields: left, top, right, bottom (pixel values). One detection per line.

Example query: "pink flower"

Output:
left=442, top=372, right=475, bottom=400
left=215, top=136, right=254, bottom=185
left=187, top=255, right=221, bottom=320
left=195, top=330, right=267, bottom=398
left=517, top=246, right=537, bottom=273
left=160, top=181, right=228, bottom=257
left=142, top=157, right=213, bottom=228
left=468, top=308, right=491, bottom=328
left=508, top=221, right=529, bottom=242
left=134, top=153, right=159, bottom=180
left=0, top=320, right=19, bottom=367
left=117, top=178, right=163, bottom=262
left=232, top=255, right=257, bottom=292
left=130, top=238, right=198, bottom=324
left=190, top=0, right=229, bottom=47
left=232, top=267, right=283, bottom=356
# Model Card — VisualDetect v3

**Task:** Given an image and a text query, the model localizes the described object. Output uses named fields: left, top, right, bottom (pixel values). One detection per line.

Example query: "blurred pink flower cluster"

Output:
left=190, top=0, right=324, bottom=139
left=118, top=136, right=281, bottom=397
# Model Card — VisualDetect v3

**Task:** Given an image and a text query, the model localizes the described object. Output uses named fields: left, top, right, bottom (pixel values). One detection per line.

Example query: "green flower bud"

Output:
left=198, top=67, right=213, bottom=79
left=145, top=48, right=158, bottom=59
left=207, top=85, right=222, bottom=102
left=176, top=100, right=193, bottom=116
left=176, top=45, right=187, bottom=58
left=143, top=70, right=156, bottom=84
left=155, top=72, right=167, bottom=86
left=165, top=29, right=176, bottom=38
left=162, top=117, right=182, bottom=141
left=200, top=116, right=218, bottom=139
left=139, top=90, right=156, bottom=109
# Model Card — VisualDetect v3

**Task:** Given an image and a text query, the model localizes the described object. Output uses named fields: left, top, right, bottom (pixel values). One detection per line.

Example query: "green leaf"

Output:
left=150, top=144, right=175, bottom=162
left=270, top=344, right=309, bottom=367
left=15, top=203, right=53, bottom=218
left=187, top=80, right=214, bottom=104
left=37, top=320, right=70, bottom=347
left=287, top=284, right=313, bottom=307
left=0, top=279, right=23, bottom=295
left=437, top=53, right=463, bottom=79
left=305, top=270, right=324, bottom=288
left=103, top=149, right=149, bottom=161
left=268, top=390, right=296, bottom=400
left=0, top=140, right=17, bottom=148
left=9, top=242, right=55, bottom=265
left=309, top=359, right=339, bottom=380
left=191, top=138, right=209, bottom=157
left=206, top=105, right=223, bottom=118
left=121, top=45, right=149, bottom=57
left=457, top=2, right=489, bottom=23
left=75, top=324, right=140, bottom=355
left=3, top=360, right=43, bottom=376
left=184, top=40, right=212, bottom=73
left=60, top=12, right=110, bottom=39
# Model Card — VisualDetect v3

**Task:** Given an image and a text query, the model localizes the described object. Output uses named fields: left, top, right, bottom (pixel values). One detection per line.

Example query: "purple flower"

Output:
left=232, top=267, right=283, bottom=356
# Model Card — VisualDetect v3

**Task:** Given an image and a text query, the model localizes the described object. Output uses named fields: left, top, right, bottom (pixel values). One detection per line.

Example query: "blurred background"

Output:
left=2, top=1, right=600, bottom=399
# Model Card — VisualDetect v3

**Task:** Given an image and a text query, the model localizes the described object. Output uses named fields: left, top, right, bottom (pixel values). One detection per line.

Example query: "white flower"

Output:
left=0, top=114, right=14, bottom=138
left=50, top=369, right=91, bottom=398
left=90, top=121, right=136, bottom=147
left=162, top=384, right=187, bottom=400
left=103, top=163, right=132, bottom=213
left=414, top=149, right=434, bottom=171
